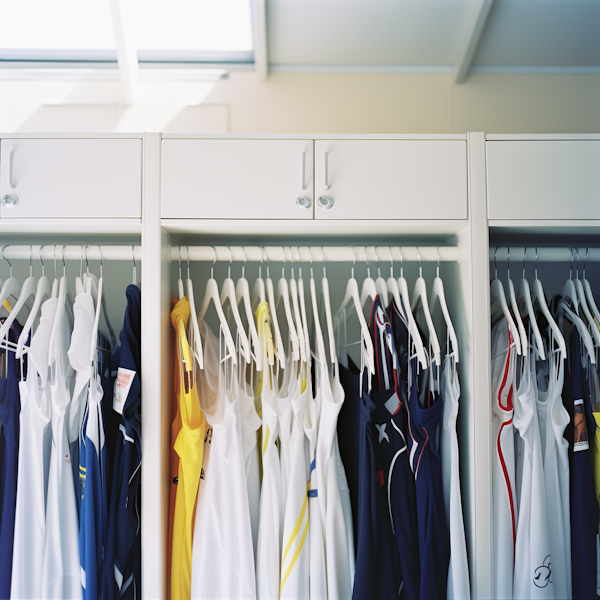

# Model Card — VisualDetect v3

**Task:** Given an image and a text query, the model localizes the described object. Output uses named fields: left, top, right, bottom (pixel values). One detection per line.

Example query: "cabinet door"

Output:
left=313, top=140, right=467, bottom=220
left=161, top=139, right=314, bottom=219
left=487, top=141, right=600, bottom=219
left=0, top=138, right=142, bottom=218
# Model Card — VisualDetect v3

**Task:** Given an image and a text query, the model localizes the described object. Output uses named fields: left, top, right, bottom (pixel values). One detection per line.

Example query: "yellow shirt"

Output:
left=170, top=298, right=207, bottom=600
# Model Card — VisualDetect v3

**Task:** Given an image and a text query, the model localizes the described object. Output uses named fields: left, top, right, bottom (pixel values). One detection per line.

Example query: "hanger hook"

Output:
left=364, top=248, right=371, bottom=279
left=80, top=245, right=85, bottom=278
left=507, top=246, right=511, bottom=280
left=84, top=244, right=91, bottom=275
left=535, top=246, right=538, bottom=280
left=263, top=247, right=270, bottom=279
left=399, top=246, right=404, bottom=278
left=61, top=245, right=66, bottom=277
left=436, top=246, right=440, bottom=278
left=389, top=247, right=394, bottom=278
left=241, top=246, right=247, bottom=279
left=98, top=245, right=103, bottom=279
left=321, top=246, right=327, bottom=278
left=296, top=246, right=302, bottom=279
left=576, top=247, right=580, bottom=279
left=350, top=245, right=356, bottom=279
left=416, top=247, right=422, bottom=278
left=39, top=244, right=48, bottom=277
left=186, top=246, right=191, bottom=280
left=211, top=246, right=217, bottom=279
left=132, top=245, right=136, bottom=285
left=281, top=246, right=285, bottom=279
left=309, top=246, right=314, bottom=279
left=584, top=247, right=589, bottom=279
left=2, top=245, right=12, bottom=278
left=374, top=247, right=382, bottom=278
left=569, top=247, right=574, bottom=281
left=227, top=246, right=233, bottom=279
left=178, top=246, right=182, bottom=280
left=523, top=247, right=527, bottom=279
left=494, top=246, right=499, bottom=279
left=29, top=244, right=33, bottom=277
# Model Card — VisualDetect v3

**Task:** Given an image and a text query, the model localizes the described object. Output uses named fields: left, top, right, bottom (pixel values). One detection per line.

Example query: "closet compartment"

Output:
left=313, top=138, right=468, bottom=220
left=487, top=136, right=600, bottom=220
left=0, top=137, right=143, bottom=218
left=161, top=137, right=314, bottom=219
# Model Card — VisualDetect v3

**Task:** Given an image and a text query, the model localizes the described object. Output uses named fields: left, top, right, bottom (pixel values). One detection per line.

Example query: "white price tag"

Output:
left=113, top=367, right=136, bottom=415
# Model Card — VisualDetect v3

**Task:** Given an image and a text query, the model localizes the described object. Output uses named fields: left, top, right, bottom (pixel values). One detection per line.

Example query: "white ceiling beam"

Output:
left=251, top=0, right=268, bottom=81
left=455, top=0, right=495, bottom=84
left=109, top=0, right=139, bottom=104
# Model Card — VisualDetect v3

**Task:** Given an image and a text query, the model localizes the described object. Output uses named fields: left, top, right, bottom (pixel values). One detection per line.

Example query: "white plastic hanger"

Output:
left=387, top=248, right=427, bottom=369
left=275, top=249, right=300, bottom=362
left=220, top=246, right=251, bottom=363
left=581, top=248, right=600, bottom=333
left=502, top=247, right=528, bottom=358
left=0, top=245, right=22, bottom=315
left=373, top=248, right=389, bottom=308
left=360, top=251, right=379, bottom=308
left=48, top=245, right=71, bottom=373
left=0, top=245, right=37, bottom=343
left=252, top=250, right=266, bottom=307
left=561, top=248, right=580, bottom=315
left=17, top=244, right=52, bottom=358
left=334, top=247, right=375, bottom=375
left=490, top=247, right=521, bottom=356
left=295, top=248, right=311, bottom=364
left=574, top=248, right=600, bottom=347
left=89, top=247, right=106, bottom=363
left=429, top=246, right=460, bottom=363
left=177, top=246, right=184, bottom=301
left=184, top=247, right=203, bottom=370
left=309, top=249, right=327, bottom=365
left=558, top=299, right=596, bottom=364
left=263, top=249, right=286, bottom=369
left=530, top=247, right=567, bottom=360
left=236, top=247, right=261, bottom=370
left=198, top=247, right=237, bottom=365
left=320, top=247, right=337, bottom=366
left=517, top=247, right=545, bottom=360
left=51, top=246, right=59, bottom=298
left=287, top=248, right=307, bottom=364
left=411, top=248, right=442, bottom=365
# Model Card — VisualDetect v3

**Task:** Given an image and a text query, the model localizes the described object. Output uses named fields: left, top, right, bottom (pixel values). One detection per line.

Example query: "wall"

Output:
left=1, top=71, right=599, bottom=134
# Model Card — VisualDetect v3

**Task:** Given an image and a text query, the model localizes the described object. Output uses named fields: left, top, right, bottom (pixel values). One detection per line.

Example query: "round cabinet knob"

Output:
left=317, top=196, right=334, bottom=210
left=296, top=196, right=312, bottom=210
left=1, top=194, right=19, bottom=207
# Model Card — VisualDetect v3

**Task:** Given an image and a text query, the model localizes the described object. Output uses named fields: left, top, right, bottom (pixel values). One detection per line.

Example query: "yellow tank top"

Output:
left=170, top=298, right=207, bottom=600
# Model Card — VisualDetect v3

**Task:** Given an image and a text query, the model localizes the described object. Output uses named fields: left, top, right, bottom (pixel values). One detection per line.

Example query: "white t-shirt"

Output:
left=537, top=356, right=571, bottom=599
left=304, top=375, right=327, bottom=600
left=11, top=299, right=55, bottom=600
left=512, top=355, right=554, bottom=599
left=191, top=323, right=256, bottom=600
left=42, top=295, right=82, bottom=600
left=491, top=318, right=517, bottom=600
left=280, top=376, right=310, bottom=600
left=316, top=368, right=353, bottom=599
left=441, top=361, right=470, bottom=600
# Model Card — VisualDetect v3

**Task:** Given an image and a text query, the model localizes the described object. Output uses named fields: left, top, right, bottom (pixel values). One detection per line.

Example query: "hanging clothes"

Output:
left=10, top=299, right=55, bottom=600
left=170, top=297, right=206, bottom=600
left=190, top=320, right=255, bottom=600
left=100, top=284, right=142, bottom=600
left=0, top=322, right=23, bottom=599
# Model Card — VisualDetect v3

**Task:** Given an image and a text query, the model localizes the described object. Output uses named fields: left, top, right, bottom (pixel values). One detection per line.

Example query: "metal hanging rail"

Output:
left=490, top=247, right=600, bottom=263
left=0, top=245, right=142, bottom=262
left=168, top=245, right=460, bottom=264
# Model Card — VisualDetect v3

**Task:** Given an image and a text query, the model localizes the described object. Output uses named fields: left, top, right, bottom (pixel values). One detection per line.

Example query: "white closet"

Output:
left=0, top=130, right=596, bottom=599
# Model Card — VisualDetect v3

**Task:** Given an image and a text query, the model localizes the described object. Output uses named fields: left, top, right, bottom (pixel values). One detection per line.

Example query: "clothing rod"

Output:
left=0, top=245, right=142, bottom=262
left=490, top=247, right=600, bottom=263
left=168, top=245, right=460, bottom=264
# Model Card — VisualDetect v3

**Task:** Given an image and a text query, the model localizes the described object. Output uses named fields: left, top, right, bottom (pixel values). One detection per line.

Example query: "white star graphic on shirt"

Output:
left=376, top=423, right=390, bottom=444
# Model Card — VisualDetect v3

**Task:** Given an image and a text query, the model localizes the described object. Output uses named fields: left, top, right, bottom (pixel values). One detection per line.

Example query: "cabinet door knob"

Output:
left=296, top=196, right=312, bottom=210
left=1, top=194, right=19, bottom=207
left=317, top=196, right=334, bottom=210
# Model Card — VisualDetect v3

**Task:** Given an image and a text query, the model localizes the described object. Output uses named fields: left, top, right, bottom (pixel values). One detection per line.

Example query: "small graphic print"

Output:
left=574, top=400, right=590, bottom=452
left=533, top=556, right=552, bottom=588
left=65, top=454, right=71, bottom=464
left=200, top=468, right=206, bottom=480
left=205, top=429, right=213, bottom=445
left=173, top=477, right=178, bottom=485
left=376, top=470, right=385, bottom=487
left=376, top=423, right=390, bottom=444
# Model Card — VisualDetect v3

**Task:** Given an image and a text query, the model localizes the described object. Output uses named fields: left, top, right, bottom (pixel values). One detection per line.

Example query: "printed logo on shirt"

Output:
left=384, top=392, right=401, bottom=416
left=173, top=476, right=178, bottom=485
left=574, top=400, right=590, bottom=452
left=65, top=453, right=71, bottom=464
left=205, top=428, right=212, bottom=445
left=376, top=470, right=385, bottom=487
left=376, top=423, right=390, bottom=443
left=200, top=468, right=205, bottom=480
left=113, top=367, right=136, bottom=415
left=533, top=556, right=552, bottom=588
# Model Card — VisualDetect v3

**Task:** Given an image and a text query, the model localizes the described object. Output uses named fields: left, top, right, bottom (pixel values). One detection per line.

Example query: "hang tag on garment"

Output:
left=113, top=367, right=136, bottom=415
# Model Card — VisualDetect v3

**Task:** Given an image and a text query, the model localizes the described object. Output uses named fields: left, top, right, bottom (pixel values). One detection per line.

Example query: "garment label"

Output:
left=574, top=399, right=590, bottom=452
left=113, top=367, right=136, bottom=415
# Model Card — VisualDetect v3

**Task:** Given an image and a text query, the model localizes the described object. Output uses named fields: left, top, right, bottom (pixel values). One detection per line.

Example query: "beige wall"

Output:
left=1, top=71, right=599, bottom=134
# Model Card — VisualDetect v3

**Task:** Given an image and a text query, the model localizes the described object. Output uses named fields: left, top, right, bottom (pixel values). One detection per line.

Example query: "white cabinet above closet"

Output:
left=313, top=139, right=468, bottom=220
left=487, top=139, right=600, bottom=220
left=0, top=138, right=142, bottom=218
left=161, top=139, right=314, bottom=219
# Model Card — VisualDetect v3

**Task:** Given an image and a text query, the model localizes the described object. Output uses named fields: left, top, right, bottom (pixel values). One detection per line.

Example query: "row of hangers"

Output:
left=491, top=247, right=599, bottom=365
left=0, top=244, right=137, bottom=378
left=176, top=245, right=459, bottom=379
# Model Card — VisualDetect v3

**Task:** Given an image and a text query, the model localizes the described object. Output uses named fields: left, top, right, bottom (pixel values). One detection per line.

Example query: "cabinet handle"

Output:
left=301, top=152, right=307, bottom=190
left=9, top=151, right=14, bottom=188
left=296, top=196, right=311, bottom=210
left=324, top=151, right=329, bottom=190
left=2, top=194, right=19, bottom=207
left=317, top=196, right=334, bottom=210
